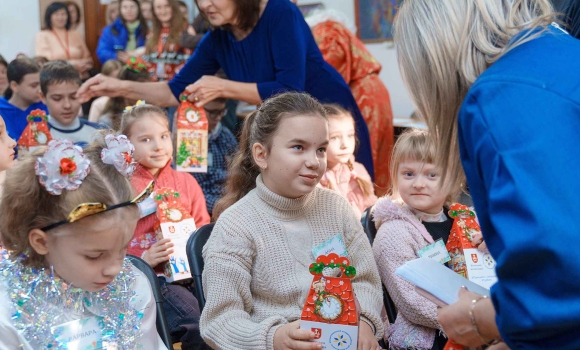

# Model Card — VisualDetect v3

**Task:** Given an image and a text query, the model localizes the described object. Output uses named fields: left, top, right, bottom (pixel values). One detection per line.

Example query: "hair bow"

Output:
left=124, top=100, right=146, bottom=113
left=125, top=57, right=148, bottom=73
left=101, top=134, right=136, bottom=177
left=35, top=139, right=91, bottom=195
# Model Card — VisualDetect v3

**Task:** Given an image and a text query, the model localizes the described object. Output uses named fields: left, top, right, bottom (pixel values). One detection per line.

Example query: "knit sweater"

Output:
left=372, top=197, right=443, bottom=350
left=129, top=162, right=210, bottom=272
left=200, top=175, right=384, bottom=349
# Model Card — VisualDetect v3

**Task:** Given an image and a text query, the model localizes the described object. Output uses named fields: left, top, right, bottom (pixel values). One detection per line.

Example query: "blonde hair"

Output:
left=323, top=103, right=374, bottom=198
left=390, top=129, right=460, bottom=204
left=120, top=103, right=169, bottom=137
left=0, top=136, right=137, bottom=267
left=394, top=0, right=555, bottom=190
left=101, top=59, right=123, bottom=77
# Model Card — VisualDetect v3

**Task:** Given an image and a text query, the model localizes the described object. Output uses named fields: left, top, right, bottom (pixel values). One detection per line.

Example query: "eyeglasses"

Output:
left=41, top=181, right=155, bottom=231
left=203, top=108, right=227, bottom=120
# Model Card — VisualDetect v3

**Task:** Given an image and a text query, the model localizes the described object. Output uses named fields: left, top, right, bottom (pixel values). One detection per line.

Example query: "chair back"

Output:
left=361, top=206, right=378, bottom=245
left=186, top=223, right=215, bottom=311
left=126, top=255, right=173, bottom=349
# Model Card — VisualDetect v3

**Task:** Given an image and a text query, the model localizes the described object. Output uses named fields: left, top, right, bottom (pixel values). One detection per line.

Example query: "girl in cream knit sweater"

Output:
left=201, top=92, right=384, bottom=350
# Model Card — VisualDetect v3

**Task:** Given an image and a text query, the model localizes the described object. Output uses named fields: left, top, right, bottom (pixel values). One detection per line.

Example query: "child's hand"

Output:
left=273, top=320, right=322, bottom=350
left=358, top=321, right=381, bottom=350
left=143, top=238, right=174, bottom=268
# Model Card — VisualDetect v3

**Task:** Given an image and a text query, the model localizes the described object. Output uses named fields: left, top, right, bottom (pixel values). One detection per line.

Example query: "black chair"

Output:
left=126, top=255, right=173, bottom=350
left=361, top=206, right=378, bottom=245
left=360, top=206, right=398, bottom=325
left=186, top=223, right=215, bottom=312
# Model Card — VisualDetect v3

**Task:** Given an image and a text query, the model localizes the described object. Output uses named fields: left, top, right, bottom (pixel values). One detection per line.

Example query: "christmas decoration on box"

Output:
left=175, top=93, right=208, bottom=173
left=300, top=253, right=359, bottom=349
left=153, top=187, right=197, bottom=282
left=17, top=109, right=52, bottom=155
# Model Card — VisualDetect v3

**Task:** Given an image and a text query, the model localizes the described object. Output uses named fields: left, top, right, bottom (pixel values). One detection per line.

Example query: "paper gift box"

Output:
left=17, top=109, right=52, bottom=155
left=153, top=187, right=197, bottom=282
left=175, top=93, right=208, bottom=173
left=445, top=204, right=497, bottom=289
left=300, top=253, right=359, bottom=349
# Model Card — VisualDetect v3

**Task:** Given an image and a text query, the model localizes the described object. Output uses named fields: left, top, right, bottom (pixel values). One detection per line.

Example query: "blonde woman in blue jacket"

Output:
left=394, top=1, right=580, bottom=349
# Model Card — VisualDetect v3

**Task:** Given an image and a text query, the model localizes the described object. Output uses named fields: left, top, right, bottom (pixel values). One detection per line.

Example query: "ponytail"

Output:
left=212, top=110, right=261, bottom=220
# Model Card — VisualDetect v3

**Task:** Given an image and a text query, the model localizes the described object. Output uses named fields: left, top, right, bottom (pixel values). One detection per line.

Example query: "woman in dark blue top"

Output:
left=394, top=1, right=580, bottom=349
left=79, top=0, right=374, bottom=177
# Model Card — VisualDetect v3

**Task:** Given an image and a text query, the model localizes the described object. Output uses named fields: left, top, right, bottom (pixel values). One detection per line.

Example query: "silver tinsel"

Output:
left=0, top=257, right=145, bottom=349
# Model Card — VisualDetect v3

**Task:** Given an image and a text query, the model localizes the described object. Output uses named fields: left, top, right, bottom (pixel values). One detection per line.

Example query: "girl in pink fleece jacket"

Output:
left=318, top=104, right=377, bottom=219
left=371, top=129, right=463, bottom=350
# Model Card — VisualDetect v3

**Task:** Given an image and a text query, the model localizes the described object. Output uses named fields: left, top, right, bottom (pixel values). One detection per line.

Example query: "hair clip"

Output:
left=125, top=57, right=148, bottom=73
left=124, top=100, right=146, bottom=113
left=101, top=134, right=136, bottom=177
left=35, top=139, right=91, bottom=195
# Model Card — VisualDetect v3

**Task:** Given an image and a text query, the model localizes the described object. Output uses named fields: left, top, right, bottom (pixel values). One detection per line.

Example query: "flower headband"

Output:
left=124, top=99, right=146, bottom=113
left=35, top=139, right=91, bottom=195
left=126, top=57, right=148, bottom=73
left=101, top=134, right=136, bottom=177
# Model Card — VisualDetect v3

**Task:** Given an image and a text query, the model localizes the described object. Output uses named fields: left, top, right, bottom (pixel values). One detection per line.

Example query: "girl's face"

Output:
left=67, top=4, right=78, bottom=24
left=141, top=2, right=153, bottom=21
left=397, top=160, right=448, bottom=214
left=0, top=116, right=16, bottom=171
left=153, top=0, right=173, bottom=26
left=50, top=8, right=68, bottom=30
left=42, top=210, right=138, bottom=292
left=109, top=2, right=120, bottom=22
left=196, top=0, right=237, bottom=28
left=327, top=114, right=356, bottom=169
left=128, top=114, right=173, bottom=177
left=120, top=0, right=139, bottom=23
left=256, top=115, right=328, bottom=199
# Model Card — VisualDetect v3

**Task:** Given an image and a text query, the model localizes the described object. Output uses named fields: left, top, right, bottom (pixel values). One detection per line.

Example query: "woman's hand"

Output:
left=437, top=288, right=498, bottom=347
left=185, top=75, right=227, bottom=107
left=142, top=238, right=174, bottom=268
left=76, top=74, right=124, bottom=102
left=358, top=321, right=381, bottom=350
left=273, top=320, right=322, bottom=350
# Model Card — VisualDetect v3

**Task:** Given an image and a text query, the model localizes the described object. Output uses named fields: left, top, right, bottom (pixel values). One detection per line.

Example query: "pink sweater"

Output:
left=371, top=197, right=443, bottom=350
left=128, top=163, right=210, bottom=265
left=318, top=159, right=377, bottom=219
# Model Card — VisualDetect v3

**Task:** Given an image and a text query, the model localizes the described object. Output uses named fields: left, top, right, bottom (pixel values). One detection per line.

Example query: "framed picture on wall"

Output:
left=355, top=0, right=403, bottom=42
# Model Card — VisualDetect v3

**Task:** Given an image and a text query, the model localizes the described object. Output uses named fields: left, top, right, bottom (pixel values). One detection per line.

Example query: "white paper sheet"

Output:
left=395, top=257, right=491, bottom=305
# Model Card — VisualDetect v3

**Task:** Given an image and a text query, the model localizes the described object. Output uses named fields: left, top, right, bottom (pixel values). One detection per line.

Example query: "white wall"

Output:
left=0, top=0, right=414, bottom=117
left=300, top=0, right=414, bottom=118
left=0, top=0, right=41, bottom=60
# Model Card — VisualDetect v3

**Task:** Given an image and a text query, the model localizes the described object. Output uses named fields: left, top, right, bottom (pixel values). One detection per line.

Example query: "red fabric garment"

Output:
left=128, top=162, right=210, bottom=269
left=312, top=20, right=394, bottom=196
left=145, top=27, right=193, bottom=82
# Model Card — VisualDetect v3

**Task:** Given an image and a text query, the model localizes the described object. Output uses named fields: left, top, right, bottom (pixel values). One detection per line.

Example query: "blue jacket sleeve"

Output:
left=255, top=8, right=307, bottom=99
left=96, top=26, right=118, bottom=64
left=458, top=81, right=580, bottom=350
left=167, top=32, right=220, bottom=100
